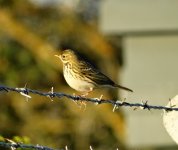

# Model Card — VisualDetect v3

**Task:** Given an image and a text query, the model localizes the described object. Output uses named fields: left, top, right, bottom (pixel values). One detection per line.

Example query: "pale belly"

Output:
left=64, top=71, right=94, bottom=92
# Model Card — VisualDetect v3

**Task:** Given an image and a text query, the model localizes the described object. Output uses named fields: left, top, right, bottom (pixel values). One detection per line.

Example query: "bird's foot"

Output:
left=72, top=93, right=87, bottom=111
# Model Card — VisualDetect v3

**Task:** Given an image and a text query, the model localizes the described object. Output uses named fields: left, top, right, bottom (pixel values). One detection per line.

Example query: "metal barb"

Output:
left=0, top=85, right=178, bottom=112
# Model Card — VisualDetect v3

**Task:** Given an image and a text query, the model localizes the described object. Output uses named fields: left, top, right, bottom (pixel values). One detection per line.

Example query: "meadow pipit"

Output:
left=55, top=49, right=133, bottom=95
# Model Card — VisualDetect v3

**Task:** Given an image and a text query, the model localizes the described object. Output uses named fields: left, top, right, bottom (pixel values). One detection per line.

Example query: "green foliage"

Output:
left=0, top=0, right=125, bottom=149
left=12, top=136, right=30, bottom=144
left=0, top=136, right=5, bottom=142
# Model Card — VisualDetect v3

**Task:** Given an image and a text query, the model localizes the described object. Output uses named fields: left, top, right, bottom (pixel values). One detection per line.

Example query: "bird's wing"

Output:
left=79, top=61, right=115, bottom=86
left=78, top=60, right=133, bottom=92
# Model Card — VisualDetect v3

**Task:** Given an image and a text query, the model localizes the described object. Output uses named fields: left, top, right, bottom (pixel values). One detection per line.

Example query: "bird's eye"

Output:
left=62, top=55, right=66, bottom=59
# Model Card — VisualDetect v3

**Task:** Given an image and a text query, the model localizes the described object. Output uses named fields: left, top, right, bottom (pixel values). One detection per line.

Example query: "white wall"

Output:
left=122, top=35, right=178, bottom=148
left=100, top=0, right=178, bottom=34
left=100, top=0, right=178, bottom=148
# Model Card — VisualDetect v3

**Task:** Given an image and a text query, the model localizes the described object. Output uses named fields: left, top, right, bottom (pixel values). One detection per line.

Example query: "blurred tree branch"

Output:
left=0, top=9, right=57, bottom=65
left=0, top=2, right=128, bottom=149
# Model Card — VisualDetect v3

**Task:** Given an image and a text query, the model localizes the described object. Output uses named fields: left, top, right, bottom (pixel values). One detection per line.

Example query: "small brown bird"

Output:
left=55, top=49, right=133, bottom=95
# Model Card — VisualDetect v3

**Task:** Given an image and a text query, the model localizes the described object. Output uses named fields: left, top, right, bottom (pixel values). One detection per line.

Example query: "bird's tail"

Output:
left=114, top=84, right=133, bottom=92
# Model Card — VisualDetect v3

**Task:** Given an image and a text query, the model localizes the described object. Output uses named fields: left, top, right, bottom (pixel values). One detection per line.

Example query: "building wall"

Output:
left=100, top=0, right=178, bottom=148
left=122, top=35, right=178, bottom=148
left=100, top=0, right=178, bottom=34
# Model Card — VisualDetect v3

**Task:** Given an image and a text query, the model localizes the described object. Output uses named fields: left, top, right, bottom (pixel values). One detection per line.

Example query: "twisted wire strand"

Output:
left=0, top=141, right=57, bottom=150
left=0, top=85, right=177, bottom=111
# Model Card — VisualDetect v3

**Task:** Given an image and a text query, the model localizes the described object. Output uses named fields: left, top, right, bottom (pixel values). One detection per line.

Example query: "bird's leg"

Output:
left=72, top=93, right=87, bottom=110
left=99, top=94, right=103, bottom=100
left=72, top=93, right=85, bottom=110
left=81, top=87, right=93, bottom=97
left=72, top=93, right=79, bottom=105
left=79, top=87, right=93, bottom=110
left=72, top=88, right=93, bottom=110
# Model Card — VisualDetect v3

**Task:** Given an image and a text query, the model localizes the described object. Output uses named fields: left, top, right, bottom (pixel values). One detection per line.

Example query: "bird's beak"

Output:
left=54, top=54, right=61, bottom=60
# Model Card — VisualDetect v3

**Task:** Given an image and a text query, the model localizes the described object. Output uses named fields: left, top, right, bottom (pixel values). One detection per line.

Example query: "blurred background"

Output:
left=0, top=0, right=178, bottom=149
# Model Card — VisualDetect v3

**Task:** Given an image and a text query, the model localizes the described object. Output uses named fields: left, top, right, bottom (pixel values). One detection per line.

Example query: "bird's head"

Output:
left=55, top=49, right=77, bottom=64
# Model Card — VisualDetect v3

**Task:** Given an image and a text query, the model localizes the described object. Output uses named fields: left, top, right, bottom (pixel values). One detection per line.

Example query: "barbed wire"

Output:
left=0, top=141, right=96, bottom=150
left=0, top=85, right=178, bottom=111
left=0, top=141, right=55, bottom=150
left=0, top=137, right=97, bottom=150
